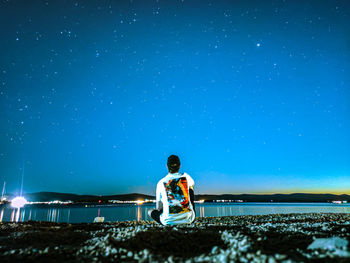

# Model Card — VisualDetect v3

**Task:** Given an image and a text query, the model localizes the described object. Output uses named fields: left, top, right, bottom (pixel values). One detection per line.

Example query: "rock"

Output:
left=275, top=253, right=286, bottom=260
left=104, top=246, right=110, bottom=257
left=211, top=246, right=218, bottom=254
left=307, top=237, right=348, bottom=251
left=217, top=254, right=227, bottom=262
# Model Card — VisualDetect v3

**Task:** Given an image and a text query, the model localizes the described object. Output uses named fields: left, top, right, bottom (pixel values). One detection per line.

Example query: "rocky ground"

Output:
left=1, top=213, right=350, bottom=262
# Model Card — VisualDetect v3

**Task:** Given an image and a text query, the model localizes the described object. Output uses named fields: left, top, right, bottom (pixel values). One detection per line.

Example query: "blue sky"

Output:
left=0, top=0, right=349, bottom=195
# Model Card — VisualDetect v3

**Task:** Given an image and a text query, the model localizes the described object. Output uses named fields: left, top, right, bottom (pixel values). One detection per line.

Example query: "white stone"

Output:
left=308, top=237, right=348, bottom=251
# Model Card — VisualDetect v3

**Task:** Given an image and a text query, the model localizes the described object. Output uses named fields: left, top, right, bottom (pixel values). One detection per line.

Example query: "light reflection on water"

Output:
left=0, top=203, right=349, bottom=223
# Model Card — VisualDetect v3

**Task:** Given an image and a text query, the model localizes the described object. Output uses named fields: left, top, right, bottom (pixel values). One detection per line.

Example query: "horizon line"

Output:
left=6, top=191, right=350, bottom=196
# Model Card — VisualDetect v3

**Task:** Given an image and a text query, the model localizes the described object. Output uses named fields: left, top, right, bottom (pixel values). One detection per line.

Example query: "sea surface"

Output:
left=1, top=202, right=350, bottom=223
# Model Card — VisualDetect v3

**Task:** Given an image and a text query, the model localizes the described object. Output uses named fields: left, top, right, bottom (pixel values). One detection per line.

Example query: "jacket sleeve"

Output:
left=184, top=173, right=195, bottom=188
left=156, top=180, right=163, bottom=202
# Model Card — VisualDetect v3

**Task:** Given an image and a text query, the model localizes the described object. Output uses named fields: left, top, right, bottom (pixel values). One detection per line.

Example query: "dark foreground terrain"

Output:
left=1, top=213, right=350, bottom=262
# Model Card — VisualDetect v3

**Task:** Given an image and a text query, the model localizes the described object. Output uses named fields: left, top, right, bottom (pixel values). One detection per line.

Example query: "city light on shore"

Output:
left=11, top=196, right=27, bottom=209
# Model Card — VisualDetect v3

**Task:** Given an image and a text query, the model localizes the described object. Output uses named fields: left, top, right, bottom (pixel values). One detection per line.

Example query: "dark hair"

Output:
left=167, top=155, right=181, bottom=173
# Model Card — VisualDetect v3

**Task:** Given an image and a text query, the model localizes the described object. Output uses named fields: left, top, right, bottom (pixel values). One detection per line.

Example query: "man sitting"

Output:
left=148, top=155, right=195, bottom=225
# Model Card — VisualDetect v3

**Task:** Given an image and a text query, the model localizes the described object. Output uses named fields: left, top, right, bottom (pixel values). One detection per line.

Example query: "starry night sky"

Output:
left=1, top=0, right=349, bottom=195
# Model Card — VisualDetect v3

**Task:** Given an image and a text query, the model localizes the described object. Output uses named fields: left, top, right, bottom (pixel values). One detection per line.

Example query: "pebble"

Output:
left=211, top=246, right=218, bottom=254
left=275, top=253, right=286, bottom=260
left=268, top=256, right=276, bottom=263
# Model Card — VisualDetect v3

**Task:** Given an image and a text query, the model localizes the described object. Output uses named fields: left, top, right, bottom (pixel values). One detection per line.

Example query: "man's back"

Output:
left=156, top=172, right=195, bottom=225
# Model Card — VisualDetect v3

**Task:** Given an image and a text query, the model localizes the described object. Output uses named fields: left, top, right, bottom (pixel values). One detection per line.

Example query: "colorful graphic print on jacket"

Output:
left=163, top=177, right=191, bottom=214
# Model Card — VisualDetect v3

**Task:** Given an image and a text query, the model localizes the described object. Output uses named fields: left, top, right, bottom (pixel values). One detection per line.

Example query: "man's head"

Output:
left=167, top=155, right=181, bottom=173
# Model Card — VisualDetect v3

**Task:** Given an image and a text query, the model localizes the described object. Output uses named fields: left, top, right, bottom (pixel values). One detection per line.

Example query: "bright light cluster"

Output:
left=214, top=200, right=244, bottom=203
left=26, top=200, right=73, bottom=205
left=109, top=199, right=156, bottom=204
left=11, top=196, right=27, bottom=208
left=332, top=200, right=348, bottom=204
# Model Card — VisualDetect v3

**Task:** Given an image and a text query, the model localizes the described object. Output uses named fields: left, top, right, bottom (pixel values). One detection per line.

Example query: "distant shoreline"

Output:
left=2, top=192, right=350, bottom=204
left=1, top=200, right=349, bottom=209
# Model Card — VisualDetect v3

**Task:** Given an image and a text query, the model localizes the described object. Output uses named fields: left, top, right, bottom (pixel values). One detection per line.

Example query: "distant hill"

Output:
left=24, top=192, right=96, bottom=202
left=16, top=192, right=350, bottom=203
left=195, top=193, right=350, bottom=203
left=22, top=192, right=155, bottom=202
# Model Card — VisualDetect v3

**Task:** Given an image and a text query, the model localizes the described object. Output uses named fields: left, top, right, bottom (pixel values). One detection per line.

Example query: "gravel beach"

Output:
left=1, top=213, right=350, bottom=262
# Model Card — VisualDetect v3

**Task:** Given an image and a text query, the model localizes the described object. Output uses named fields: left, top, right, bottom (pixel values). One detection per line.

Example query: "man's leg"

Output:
left=189, top=188, right=195, bottom=216
left=148, top=209, right=163, bottom=225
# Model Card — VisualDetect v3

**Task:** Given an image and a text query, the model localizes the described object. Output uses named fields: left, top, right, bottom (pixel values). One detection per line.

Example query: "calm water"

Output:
left=1, top=203, right=350, bottom=223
